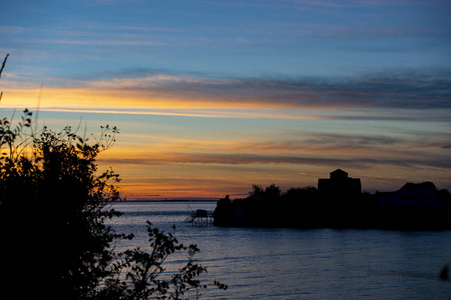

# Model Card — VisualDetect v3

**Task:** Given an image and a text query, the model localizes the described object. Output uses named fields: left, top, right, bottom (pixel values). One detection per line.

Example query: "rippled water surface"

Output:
left=108, top=201, right=451, bottom=299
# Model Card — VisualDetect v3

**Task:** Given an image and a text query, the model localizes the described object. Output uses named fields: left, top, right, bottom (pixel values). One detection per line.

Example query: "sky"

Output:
left=1, top=0, right=451, bottom=200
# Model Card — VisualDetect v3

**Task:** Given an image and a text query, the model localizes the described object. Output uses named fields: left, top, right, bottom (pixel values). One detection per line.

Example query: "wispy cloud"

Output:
left=2, top=68, right=451, bottom=119
left=57, top=68, right=451, bottom=110
left=97, top=128, right=451, bottom=170
left=99, top=151, right=451, bottom=170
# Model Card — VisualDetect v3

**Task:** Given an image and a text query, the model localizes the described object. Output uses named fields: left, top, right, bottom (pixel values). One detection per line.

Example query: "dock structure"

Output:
left=190, top=209, right=214, bottom=226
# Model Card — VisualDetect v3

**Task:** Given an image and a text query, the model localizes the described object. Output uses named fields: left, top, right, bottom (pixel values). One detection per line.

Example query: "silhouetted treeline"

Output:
left=214, top=184, right=374, bottom=228
left=214, top=184, right=451, bottom=230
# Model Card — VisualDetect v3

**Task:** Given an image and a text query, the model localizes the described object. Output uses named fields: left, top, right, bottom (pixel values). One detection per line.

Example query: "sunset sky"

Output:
left=1, top=0, right=451, bottom=200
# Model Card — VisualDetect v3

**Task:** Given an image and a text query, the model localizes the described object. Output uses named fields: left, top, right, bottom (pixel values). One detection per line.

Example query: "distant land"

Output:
left=123, top=199, right=219, bottom=202
left=213, top=169, right=451, bottom=230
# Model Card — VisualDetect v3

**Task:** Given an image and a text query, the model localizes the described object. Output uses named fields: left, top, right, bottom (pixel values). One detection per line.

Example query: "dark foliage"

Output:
left=214, top=181, right=451, bottom=229
left=0, top=56, right=226, bottom=298
left=0, top=110, right=226, bottom=299
left=0, top=112, right=124, bottom=298
left=214, top=184, right=324, bottom=227
left=94, top=221, right=227, bottom=300
left=0, top=53, right=9, bottom=102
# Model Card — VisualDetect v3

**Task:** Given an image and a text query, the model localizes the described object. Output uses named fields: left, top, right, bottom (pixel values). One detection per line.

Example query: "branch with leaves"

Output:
left=1, top=110, right=227, bottom=299
left=0, top=54, right=227, bottom=299
left=96, top=222, right=227, bottom=300
left=0, top=53, right=9, bottom=102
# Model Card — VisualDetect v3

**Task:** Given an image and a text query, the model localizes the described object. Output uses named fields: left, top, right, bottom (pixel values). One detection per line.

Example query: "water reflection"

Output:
left=109, top=202, right=451, bottom=299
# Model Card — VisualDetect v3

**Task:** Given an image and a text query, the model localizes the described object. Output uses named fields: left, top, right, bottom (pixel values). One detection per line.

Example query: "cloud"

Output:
left=228, top=133, right=400, bottom=153
left=95, top=127, right=451, bottom=177
left=3, top=67, right=451, bottom=124
left=99, top=150, right=451, bottom=170
left=0, top=26, right=29, bottom=34
left=73, top=68, right=451, bottom=110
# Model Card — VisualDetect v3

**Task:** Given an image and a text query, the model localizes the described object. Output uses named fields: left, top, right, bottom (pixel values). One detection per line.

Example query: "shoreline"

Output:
left=119, top=199, right=219, bottom=203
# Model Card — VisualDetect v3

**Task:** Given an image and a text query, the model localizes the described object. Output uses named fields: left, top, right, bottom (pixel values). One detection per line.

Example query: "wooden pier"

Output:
left=189, top=209, right=214, bottom=226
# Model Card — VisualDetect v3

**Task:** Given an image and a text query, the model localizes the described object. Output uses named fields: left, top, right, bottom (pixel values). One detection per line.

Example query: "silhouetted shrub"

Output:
left=0, top=110, right=122, bottom=297
left=0, top=111, right=227, bottom=299
left=0, top=56, right=226, bottom=298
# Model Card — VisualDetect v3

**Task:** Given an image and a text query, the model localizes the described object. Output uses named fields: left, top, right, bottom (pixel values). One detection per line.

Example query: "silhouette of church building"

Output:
left=317, top=169, right=361, bottom=199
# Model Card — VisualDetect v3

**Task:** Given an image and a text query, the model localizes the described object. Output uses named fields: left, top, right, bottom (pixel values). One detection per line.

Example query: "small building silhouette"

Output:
left=318, top=169, right=361, bottom=198
left=378, top=182, right=450, bottom=213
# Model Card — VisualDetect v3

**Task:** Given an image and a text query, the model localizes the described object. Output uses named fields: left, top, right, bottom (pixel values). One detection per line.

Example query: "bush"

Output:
left=0, top=110, right=226, bottom=299
left=0, top=54, right=226, bottom=298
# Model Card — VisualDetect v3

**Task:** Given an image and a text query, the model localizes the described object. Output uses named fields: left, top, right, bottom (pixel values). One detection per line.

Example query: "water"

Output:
left=108, top=201, right=451, bottom=299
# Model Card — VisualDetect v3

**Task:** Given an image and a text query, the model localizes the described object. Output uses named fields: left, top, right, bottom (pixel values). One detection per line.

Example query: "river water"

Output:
left=108, top=201, right=451, bottom=299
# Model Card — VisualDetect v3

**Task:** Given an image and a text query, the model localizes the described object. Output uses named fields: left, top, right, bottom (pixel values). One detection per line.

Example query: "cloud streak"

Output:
left=5, top=68, right=450, bottom=112
left=72, top=68, right=451, bottom=110
left=99, top=151, right=451, bottom=171
left=99, top=128, right=451, bottom=170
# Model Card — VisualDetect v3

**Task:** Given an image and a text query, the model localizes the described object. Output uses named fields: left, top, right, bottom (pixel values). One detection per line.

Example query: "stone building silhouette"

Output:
left=318, top=169, right=361, bottom=200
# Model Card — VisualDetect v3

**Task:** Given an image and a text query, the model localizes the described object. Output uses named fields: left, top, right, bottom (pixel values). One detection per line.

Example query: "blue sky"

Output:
left=1, top=0, right=451, bottom=199
left=4, top=0, right=451, bottom=78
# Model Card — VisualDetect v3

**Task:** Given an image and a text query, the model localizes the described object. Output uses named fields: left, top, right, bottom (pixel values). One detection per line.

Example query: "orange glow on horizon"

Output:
left=2, top=85, right=450, bottom=200
left=0, top=86, right=348, bottom=116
